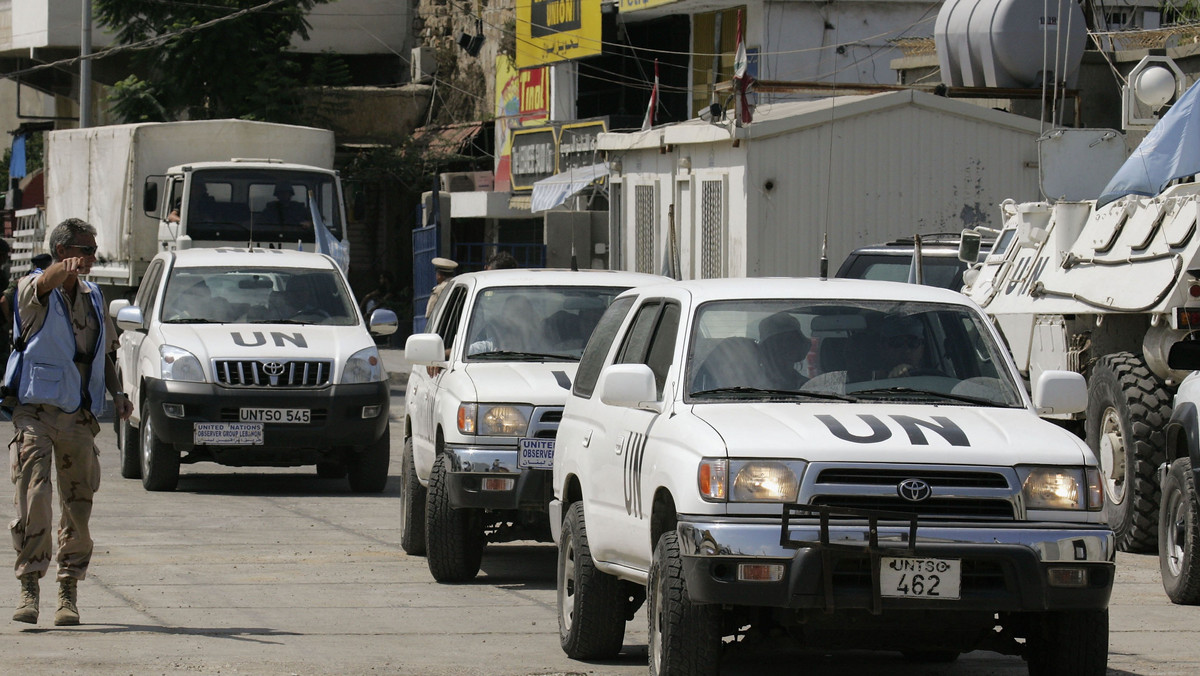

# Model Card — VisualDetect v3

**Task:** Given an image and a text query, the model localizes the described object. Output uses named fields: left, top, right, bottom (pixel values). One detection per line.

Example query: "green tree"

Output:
left=94, top=0, right=340, bottom=123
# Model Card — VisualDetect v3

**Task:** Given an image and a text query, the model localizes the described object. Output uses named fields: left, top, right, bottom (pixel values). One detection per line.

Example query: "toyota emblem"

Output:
left=897, top=478, right=933, bottom=502
left=262, top=361, right=286, bottom=376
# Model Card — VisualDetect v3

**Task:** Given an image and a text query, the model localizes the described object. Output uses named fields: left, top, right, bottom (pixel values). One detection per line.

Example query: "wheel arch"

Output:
left=650, top=488, right=677, bottom=551
left=1167, top=401, right=1200, bottom=467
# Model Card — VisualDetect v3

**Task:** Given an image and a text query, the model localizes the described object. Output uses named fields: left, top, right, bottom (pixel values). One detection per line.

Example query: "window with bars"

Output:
left=699, top=179, right=724, bottom=278
left=635, top=184, right=656, bottom=273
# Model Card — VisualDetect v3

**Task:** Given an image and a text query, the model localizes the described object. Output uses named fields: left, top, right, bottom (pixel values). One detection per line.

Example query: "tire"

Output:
left=1025, top=609, right=1108, bottom=676
left=316, top=462, right=346, bottom=479
left=648, top=531, right=720, bottom=676
left=1160, top=457, right=1200, bottom=604
left=347, top=423, right=389, bottom=493
left=558, top=501, right=626, bottom=659
left=1086, top=352, right=1170, bottom=552
left=140, top=410, right=179, bottom=492
left=118, top=416, right=142, bottom=480
left=400, top=438, right=427, bottom=556
left=426, top=454, right=484, bottom=583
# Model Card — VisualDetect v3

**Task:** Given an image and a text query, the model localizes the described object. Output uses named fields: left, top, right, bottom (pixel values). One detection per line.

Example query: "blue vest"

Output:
left=3, top=276, right=107, bottom=416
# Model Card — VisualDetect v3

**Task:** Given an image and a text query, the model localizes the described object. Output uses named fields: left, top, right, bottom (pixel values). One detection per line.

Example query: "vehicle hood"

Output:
left=690, top=402, right=1093, bottom=466
left=461, top=362, right=578, bottom=405
left=157, top=323, right=375, bottom=364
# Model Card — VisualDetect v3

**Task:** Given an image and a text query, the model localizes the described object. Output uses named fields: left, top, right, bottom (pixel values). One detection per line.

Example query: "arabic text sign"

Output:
left=516, top=0, right=601, bottom=68
left=619, top=0, right=679, bottom=12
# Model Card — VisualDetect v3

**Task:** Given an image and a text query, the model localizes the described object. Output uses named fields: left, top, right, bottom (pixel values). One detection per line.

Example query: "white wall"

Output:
left=299, top=0, right=411, bottom=55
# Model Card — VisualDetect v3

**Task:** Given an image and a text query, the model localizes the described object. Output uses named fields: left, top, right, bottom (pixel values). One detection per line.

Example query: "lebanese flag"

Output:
left=641, top=59, right=659, bottom=132
left=734, top=10, right=754, bottom=126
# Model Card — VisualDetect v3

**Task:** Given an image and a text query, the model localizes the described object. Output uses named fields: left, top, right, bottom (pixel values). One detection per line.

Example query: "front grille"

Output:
left=811, top=495, right=1015, bottom=520
left=817, top=468, right=1009, bottom=489
left=529, top=406, right=563, bottom=439
left=213, top=359, right=332, bottom=388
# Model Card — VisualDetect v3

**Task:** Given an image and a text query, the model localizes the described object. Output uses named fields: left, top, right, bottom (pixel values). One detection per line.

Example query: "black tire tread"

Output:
left=400, top=438, right=427, bottom=556
left=347, top=424, right=390, bottom=493
left=558, top=501, right=625, bottom=659
left=1087, top=352, right=1169, bottom=552
left=119, top=417, right=142, bottom=480
left=426, top=454, right=484, bottom=582
left=1159, top=457, right=1200, bottom=604
left=648, top=531, right=720, bottom=676
left=1025, top=609, right=1108, bottom=676
left=141, top=413, right=179, bottom=492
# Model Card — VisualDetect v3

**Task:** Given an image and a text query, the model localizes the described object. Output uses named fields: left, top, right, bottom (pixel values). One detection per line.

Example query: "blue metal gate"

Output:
left=412, top=223, right=438, bottom=334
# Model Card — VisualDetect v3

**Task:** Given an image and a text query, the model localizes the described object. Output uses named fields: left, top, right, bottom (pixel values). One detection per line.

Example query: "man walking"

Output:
left=5, top=218, right=133, bottom=625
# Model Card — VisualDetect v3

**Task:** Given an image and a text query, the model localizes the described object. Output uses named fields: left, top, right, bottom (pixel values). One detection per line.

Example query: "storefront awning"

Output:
left=530, top=162, right=609, bottom=213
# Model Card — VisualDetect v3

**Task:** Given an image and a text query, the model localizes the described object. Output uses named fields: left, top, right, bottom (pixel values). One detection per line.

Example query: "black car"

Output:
left=835, top=232, right=993, bottom=290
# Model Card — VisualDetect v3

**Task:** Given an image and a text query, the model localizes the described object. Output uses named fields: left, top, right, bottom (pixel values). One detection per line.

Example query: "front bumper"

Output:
left=676, top=507, right=1115, bottom=613
left=441, top=444, right=551, bottom=512
left=144, top=379, right=389, bottom=460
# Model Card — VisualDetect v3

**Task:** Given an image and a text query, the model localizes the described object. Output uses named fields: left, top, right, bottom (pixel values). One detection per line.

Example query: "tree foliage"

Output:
left=94, top=0, right=344, bottom=123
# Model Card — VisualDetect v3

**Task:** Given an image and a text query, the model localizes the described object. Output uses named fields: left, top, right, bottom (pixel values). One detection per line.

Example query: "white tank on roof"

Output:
left=936, top=0, right=1086, bottom=89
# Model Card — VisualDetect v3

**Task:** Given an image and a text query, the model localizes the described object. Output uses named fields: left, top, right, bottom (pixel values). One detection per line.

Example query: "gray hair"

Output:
left=48, top=218, right=98, bottom=261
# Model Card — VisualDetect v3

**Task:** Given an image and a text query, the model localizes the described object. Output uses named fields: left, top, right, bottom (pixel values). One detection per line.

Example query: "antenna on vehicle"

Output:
left=819, top=233, right=828, bottom=280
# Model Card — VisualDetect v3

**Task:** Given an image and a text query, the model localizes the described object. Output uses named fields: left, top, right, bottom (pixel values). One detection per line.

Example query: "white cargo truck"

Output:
left=35, top=119, right=347, bottom=295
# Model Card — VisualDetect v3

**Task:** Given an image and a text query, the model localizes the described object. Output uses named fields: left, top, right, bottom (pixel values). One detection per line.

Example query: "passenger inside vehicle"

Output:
left=757, top=311, right=812, bottom=389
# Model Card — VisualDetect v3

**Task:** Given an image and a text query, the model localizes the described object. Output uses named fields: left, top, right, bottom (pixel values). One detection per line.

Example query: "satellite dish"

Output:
left=1135, top=66, right=1177, bottom=111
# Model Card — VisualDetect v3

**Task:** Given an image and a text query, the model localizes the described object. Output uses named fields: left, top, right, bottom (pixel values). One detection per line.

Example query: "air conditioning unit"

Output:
left=411, top=47, right=437, bottom=84
left=440, top=172, right=477, bottom=193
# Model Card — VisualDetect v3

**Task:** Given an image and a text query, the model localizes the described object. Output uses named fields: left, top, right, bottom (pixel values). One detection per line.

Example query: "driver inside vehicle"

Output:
left=875, top=315, right=927, bottom=378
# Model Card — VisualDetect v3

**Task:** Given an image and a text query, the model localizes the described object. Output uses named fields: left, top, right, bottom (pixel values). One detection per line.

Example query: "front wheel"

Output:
left=347, top=424, right=389, bottom=493
left=1086, top=352, right=1170, bottom=552
left=426, top=454, right=484, bottom=582
left=1160, top=457, right=1200, bottom=604
left=648, top=531, right=720, bottom=676
left=1024, top=609, right=1108, bottom=676
left=400, top=438, right=426, bottom=556
left=140, top=411, right=179, bottom=492
left=558, top=501, right=626, bottom=659
left=118, top=416, right=142, bottom=480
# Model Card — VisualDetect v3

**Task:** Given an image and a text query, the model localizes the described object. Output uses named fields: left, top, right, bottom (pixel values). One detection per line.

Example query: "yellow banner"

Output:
left=515, top=0, right=602, bottom=68
left=619, top=0, right=679, bottom=12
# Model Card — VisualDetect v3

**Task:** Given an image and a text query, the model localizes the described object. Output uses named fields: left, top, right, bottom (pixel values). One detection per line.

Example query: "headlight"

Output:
left=159, top=345, right=204, bottom=382
left=457, top=403, right=531, bottom=436
left=732, top=462, right=800, bottom=502
left=342, top=346, right=383, bottom=384
left=699, top=459, right=805, bottom=502
left=1020, top=467, right=1096, bottom=510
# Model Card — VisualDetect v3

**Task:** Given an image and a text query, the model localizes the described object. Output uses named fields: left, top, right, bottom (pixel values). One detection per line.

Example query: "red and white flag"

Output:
left=641, top=59, right=659, bottom=132
left=734, top=10, right=754, bottom=126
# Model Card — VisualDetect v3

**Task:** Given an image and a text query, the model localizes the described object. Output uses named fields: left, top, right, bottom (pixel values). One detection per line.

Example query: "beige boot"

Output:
left=54, top=578, right=79, bottom=626
left=12, top=573, right=39, bottom=624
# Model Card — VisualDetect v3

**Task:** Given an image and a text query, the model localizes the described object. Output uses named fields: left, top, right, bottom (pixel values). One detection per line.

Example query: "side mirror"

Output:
left=108, top=298, right=131, bottom=320
left=405, top=333, right=446, bottom=366
left=597, top=364, right=657, bottom=408
left=369, top=308, right=399, bottom=336
left=1168, top=340, right=1200, bottom=371
left=958, top=229, right=982, bottom=263
left=115, top=305, right=145, bottom=333
left=1033, top=370, right=1087, bottom=415
left=143, top=178, right=161, bottom=217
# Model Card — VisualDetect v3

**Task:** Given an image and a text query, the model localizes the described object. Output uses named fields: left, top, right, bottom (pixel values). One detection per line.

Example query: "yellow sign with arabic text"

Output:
left=515, top=0, right=602, bottom=68
left=619, top=0, right=679, bottom=12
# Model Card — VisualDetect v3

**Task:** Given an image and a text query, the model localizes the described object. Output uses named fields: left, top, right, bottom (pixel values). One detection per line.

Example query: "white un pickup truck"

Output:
left=402, top=268, right=666, bottom=583
left=552, top=277, right=1114, bottom=676
left=111, top=247, right=396, bottom=493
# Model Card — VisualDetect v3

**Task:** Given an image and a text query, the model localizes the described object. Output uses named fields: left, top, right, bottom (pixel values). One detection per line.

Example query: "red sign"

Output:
left=519, top=67, right=550, bottom=115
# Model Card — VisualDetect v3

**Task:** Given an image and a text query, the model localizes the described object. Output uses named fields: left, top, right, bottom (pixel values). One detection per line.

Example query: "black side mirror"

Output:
left=143, top=179, right=161, bottom=217
left=1169, top=340, right=1200, bottom=371
left=958, top=229, right=982, bottom=263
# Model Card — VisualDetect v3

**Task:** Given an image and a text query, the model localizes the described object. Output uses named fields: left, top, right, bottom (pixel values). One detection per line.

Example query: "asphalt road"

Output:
left=0, top=366, right=1198, bottom=674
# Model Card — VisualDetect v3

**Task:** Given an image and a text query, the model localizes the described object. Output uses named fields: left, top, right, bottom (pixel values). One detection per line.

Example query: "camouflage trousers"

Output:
left=8, top=404, right=101, bottom=582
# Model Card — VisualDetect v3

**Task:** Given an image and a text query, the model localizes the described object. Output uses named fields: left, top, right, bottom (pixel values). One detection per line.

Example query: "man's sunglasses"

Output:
left=65, top=244, right=98, bottom=256
left=885, top=335, right=923, bottom=349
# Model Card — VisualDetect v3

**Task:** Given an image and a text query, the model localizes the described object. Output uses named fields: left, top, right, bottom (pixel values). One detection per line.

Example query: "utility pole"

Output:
left=80, top=0, right=92, bottom=128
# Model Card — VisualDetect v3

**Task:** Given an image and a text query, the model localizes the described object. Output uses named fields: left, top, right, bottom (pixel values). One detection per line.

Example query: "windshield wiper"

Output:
left=849, top=386, right=1008, bottom=406
left=690, top=386, right=857, bottom=402
left=164, top=318, right=214, bottom=324
left=469, top=350, right=577, bottom=361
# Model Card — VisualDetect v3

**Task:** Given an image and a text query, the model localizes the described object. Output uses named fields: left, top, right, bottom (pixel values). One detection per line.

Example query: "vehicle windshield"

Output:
left=181, top=169, right=342, bottom=244
left=161, top=266, right=357, bottom=326
left=686, top=299, right=1024, bottom=407
left=464, top=285, right=628, bottom=361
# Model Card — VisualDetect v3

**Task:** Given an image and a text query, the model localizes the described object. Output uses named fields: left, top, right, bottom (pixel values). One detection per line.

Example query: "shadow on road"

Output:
left=167, top=472, right=401, bottom=497
left=18, top=623, right=302, bottom=644
left=472, top=543, right=556, bottom=590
